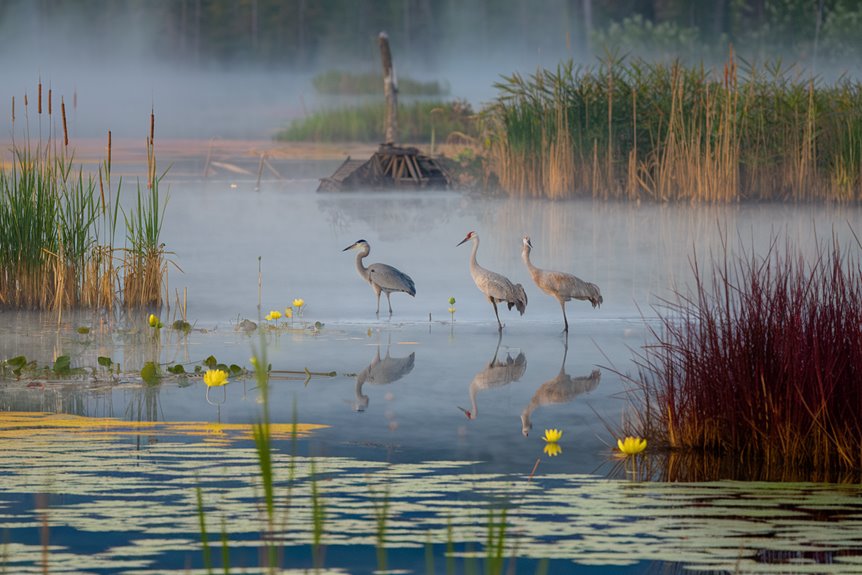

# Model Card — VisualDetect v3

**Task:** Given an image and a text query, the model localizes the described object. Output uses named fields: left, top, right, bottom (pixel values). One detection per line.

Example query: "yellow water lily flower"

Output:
left=265, top=310, right=282, bottom=322
left=448, top=307, right=456, bottom=314
left=293, top=298, right=305, bottom=308
left=203, top=369, right=229, bottom=387
left=544, top=442, right=562, bottom=457
left=148, top=313, right=162, bottom=328
left=617, top=436, right=647, bottom=456
left=542, top=428, right=563, bottom=443
left=284, top=307, right=293, bottom=319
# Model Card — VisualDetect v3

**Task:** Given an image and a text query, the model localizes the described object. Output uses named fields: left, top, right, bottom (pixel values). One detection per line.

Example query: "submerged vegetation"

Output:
left=487, top=52, right=862, bottom=201
left=276, top=99, right=477, bottom=144
left=0, top=83, right=168, bottom=311
left=632, top=232, right=862, bottom=479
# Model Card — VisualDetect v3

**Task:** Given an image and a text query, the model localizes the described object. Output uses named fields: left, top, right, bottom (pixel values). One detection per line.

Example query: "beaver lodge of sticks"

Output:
left=317, top=143, right=452, bottom=192
left=316, top=33, right=453, bottom=192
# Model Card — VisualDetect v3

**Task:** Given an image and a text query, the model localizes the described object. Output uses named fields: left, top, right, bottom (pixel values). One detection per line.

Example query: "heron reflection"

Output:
left=460, top=333, right=527, bottom=420
left=521, top=342, right=601, bottom=436
left=352, top=345, right=416, bottom=411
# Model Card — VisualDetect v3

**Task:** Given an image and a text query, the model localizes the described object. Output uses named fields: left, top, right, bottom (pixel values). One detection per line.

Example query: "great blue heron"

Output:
left=353, top=346, right=415, bottom=412
left=457, top=231, right=527, bottom=330
left=521, top=235, right=602, bottom=332
left=343, top=239, right=416, bottom=315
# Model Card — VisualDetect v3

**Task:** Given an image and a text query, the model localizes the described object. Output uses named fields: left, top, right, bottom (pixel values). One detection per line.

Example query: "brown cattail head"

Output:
left=61, top=97, right=69, bottom=147
left=38, top=81, right=42, bottom=114
left=24, top=93, right=28, bottom=107
left=11, top=96, right=14, bottom=123
left=149, top=109, right=155, bottom=144
left=48, top=89, right=52, bottom=115
left=107, top=130, right=112, bottom=171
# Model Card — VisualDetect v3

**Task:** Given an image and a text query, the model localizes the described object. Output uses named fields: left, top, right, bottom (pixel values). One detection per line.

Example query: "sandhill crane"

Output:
left=521, top=236, right=602, bottom=332
left=353, top=346, right=415, bottom=412
left=459, top=334, right=527, bottom=419
left=343, top=239, right=416, bottom=315
left=457, top=231, right=527, bottom=330
left=520, top=343, right=601, bottom=436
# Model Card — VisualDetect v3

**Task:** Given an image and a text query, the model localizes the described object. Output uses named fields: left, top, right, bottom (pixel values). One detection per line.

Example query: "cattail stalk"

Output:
left=61, top=98, right=69, bottom=147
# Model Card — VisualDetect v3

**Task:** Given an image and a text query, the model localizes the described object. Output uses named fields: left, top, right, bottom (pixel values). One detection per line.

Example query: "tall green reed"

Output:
left=250, top=341, right=279, bottom=574
left=487, top=52, right=862, bottom=202
left=1, top=85, right=167, bottom=311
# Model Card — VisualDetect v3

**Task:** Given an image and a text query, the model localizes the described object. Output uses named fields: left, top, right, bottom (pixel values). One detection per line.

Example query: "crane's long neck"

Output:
left=522, top=245, right=539, bottom=277
left=469, top=236, right=482, bottom=276
left=354, top=250, right=370, bottom=282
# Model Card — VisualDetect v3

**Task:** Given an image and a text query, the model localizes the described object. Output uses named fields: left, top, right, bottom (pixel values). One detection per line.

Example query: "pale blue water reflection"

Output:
left=3, top=169, right=862, bottom=573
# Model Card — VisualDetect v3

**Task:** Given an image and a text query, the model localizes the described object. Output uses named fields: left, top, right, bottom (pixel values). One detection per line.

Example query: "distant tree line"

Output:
left=1, top=0, right=860, bottom=69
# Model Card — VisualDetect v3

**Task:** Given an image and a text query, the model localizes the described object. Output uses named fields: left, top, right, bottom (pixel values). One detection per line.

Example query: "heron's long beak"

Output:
left=456, top=236, right=470, bottom=247
left=342, top=242, right=357, bottom=252
left=526, top=238, right=533, bottom=249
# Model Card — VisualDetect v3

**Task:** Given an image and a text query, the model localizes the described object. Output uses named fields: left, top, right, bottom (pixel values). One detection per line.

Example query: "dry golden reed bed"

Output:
left=486, top=50, right=862, bottom=202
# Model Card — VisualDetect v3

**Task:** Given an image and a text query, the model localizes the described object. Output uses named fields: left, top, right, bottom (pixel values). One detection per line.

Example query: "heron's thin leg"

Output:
left=560, top=300, right=569, bottom=332
left=375, top=289, right=382, bottom=315
left=386, top=292, right=393, bottom=314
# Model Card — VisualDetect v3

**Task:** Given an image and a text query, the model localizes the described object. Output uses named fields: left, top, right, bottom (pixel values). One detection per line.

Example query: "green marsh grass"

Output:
left=195, top=486, right=214, bottom=575
left=250, top=341, right=279, bottom=574
left=276, top=99, right=476, bottom=144
left=487, top=52, right=862, bottom=201
left=371, top=483, right=391, bottom=572
left=1, top=85, right=168, bottom=311
left=312, top=70, right=449, bottom=96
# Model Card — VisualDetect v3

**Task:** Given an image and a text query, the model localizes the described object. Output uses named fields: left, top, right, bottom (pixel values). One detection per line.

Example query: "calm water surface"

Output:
left=2, top=166, right=862, bottom=573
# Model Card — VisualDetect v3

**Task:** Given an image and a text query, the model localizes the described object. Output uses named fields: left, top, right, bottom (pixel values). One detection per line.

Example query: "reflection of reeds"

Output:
left=488, top=52, right=862, bottom=201
left=634, top=233, right=862, bottom=476
left=1, top=85, right=167, bottom=312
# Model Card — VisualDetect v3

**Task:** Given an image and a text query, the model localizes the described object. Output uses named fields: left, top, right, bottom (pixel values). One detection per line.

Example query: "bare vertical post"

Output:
left=379, top=31, right=398, bottom=145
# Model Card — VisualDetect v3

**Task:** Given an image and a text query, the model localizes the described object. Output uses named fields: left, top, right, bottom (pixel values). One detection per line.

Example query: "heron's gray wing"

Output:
left=368, top=263, right=416, bottom=295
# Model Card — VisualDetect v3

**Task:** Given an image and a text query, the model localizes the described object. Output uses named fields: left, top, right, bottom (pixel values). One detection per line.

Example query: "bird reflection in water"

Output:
left=520, top=340, right=601, bottom=436
left=459, top=333, right=527, bottom=420
left=352, top=345, right=416, bottom=412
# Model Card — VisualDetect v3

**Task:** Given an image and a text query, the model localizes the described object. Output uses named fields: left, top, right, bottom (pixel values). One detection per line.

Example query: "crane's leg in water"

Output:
left=560, top=300, right=569, bottom=333
left=490, top=298, right=503, bottom=331
left=386, top=292, right=393, bottom=315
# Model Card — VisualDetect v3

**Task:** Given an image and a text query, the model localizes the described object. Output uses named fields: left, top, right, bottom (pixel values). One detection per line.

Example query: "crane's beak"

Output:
left=525, top=238, right=533, bottom=249
left=456, top=236, right=470, bottom=247
left=342, top=242, right=357, bottom=252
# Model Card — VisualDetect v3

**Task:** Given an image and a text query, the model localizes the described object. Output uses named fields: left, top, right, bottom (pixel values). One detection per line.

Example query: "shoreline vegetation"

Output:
left=629, top=232, right=862, bottom=481
left=278, top=53, right=862, bottom=203
left=0, top=83, right=167, bottom=312
left=485, top=51, right=862, bottom=201
left=276, top=99, right=475, bottom=145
